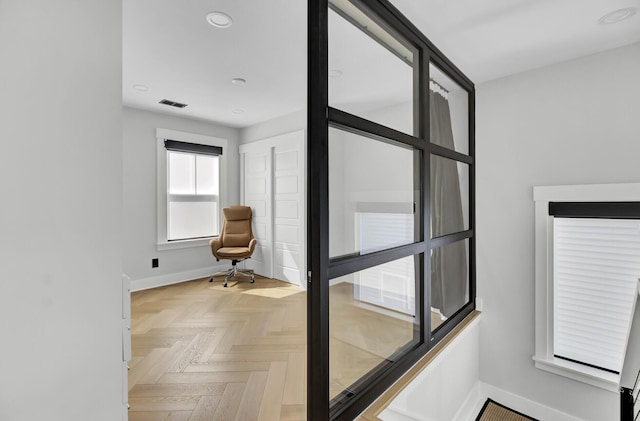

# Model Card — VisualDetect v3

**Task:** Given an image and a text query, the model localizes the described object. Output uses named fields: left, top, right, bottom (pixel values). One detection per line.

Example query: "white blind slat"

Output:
left=554, top=217, right=640, bottom=373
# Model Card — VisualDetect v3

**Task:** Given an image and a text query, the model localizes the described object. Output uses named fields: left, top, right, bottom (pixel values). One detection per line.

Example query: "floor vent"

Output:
left=159, top=99, right=188, bottom=108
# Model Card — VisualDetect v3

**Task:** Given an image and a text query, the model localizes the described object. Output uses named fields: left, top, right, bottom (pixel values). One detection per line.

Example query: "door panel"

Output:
left=241, top=149, right=273, bottom=278
left=273, top=136, right=305, bottom=286
left=240, top=130, right=306, bottom=286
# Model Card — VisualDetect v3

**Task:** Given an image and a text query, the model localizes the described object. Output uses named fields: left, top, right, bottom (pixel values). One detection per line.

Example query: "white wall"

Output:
left=0, top=1, right=123, bottom=420
left=476, top=42, right=640, bottom=420
left=381, top=316, right=480, bottom=421
left=122, top=107, right=241, bottom=289
left=240, top=109, right=306, bottom=144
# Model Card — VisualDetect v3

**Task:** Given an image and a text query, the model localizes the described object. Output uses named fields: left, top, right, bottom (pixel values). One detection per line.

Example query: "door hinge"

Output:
left=307, top=271, right=312, bottom=283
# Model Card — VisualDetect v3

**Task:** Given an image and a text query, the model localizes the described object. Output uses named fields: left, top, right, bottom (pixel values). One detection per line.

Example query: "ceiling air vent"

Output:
left=159, top=99, right=188, bottom=108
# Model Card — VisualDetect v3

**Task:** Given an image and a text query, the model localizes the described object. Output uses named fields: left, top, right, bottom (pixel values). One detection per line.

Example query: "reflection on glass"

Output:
left=429, top=63, right=469, bottom=155
left=430, top=155, right=469, bottom=238
left=431, top=239, right=469, bottom=331
left=328, top=2, right=416, bottom=135
left=329, top=127, right=419, bottom=258
left=330, top=255, right=419, bottom=400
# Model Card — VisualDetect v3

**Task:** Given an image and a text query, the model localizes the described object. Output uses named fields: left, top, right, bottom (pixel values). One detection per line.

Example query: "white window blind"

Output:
left=553, top=217, right=640, bottom=373
left=167, top=151, right=220, bottom=240
left=356, top=211, right=416, bottom=315
left=359, top=211, right=414, bottom=255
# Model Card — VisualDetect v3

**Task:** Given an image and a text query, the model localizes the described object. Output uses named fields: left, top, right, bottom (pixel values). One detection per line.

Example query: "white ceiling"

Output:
left=122, top=0, right=640, bottom=129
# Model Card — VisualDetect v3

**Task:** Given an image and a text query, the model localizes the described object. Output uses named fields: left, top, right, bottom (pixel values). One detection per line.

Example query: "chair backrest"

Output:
left=219, top=206, right=254, bottom=247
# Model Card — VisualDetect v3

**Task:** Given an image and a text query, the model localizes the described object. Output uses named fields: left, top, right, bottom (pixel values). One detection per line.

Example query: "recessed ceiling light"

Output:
left=206, top=11, right=233, bottom=28
left=329, top=69, right=343, bottom=78
left=598, top=7, right=637, bottom=25
left=133, top=84, right=149, bottom=92
left=232, top=109, right=244, bottom=114
left=231, top=78, right=246, bottom=85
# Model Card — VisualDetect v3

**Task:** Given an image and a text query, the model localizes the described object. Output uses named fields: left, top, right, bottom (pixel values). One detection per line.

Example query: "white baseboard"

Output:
left=130, top=265, right=227, bottom=292
left=453, top=382, right=485, bottom=421
left=454, top=382, right=585, bottom=421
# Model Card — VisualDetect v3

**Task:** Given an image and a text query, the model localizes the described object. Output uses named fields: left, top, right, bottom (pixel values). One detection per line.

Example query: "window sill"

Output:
left=157, top=237, right=214, bottom=251
left=533, top=356, right=619, bottom=393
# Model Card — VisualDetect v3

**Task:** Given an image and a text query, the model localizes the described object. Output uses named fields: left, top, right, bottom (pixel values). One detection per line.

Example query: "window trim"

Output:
left=533, top=183, right=640, bottom=392
left=156, top=128, right=228, bottom=251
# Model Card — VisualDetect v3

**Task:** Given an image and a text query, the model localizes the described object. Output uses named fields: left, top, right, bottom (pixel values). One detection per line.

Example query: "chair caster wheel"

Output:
left=209, top=277, right=213, bottom=282
left=250, top=278, right=255, bottom=283
left=224, top=284, right=228, bottom=287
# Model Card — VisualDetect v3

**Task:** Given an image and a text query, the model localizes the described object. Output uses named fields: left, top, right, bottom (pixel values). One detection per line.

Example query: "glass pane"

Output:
left=196, top=155, right=219, bottom=195
left=329, top=1, right=416, bottom=135
left=429, top=63, right=469, bottom=155
left=168, top=151, right=195, bottom=194
left=168, top=201, right=217, bottom=240
left=330, top=255, right=420, bottom=401
left=430, top=155, right=469, bottom=238
left=431, top=239, right=469, bottom=332
left=329, top=127, right=420, bottom=258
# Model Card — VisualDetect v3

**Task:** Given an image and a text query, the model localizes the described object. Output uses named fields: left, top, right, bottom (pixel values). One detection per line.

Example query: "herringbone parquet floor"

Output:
left=128, top=276, right=307, bottom=421
left=128, top=276, right=434, bottom=420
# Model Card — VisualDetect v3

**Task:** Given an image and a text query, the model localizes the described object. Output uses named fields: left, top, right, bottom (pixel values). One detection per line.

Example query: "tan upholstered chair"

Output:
left=208, top=206, right=257, bottom=287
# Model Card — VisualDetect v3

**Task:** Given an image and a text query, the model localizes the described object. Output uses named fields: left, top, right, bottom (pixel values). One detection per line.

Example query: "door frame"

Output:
left=239, top=130, right=307, bottom=286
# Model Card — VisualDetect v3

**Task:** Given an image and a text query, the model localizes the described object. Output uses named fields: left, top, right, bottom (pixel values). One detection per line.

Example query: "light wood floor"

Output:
left=129, top=276, right=307, bottom=421
left=129, top=276, right=439, bottom=420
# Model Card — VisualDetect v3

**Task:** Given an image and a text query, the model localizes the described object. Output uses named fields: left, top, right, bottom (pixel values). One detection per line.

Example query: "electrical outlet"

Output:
left=152, top=258, right=159, bottom=268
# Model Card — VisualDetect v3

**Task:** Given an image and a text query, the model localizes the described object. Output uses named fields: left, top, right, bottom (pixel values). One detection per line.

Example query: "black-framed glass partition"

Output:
left=308, top=0, right=475, bottom=419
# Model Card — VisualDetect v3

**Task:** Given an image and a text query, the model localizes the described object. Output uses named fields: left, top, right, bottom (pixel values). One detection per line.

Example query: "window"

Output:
left=533, top=184, right=640, bottom=391
left=156, top=128, right=227, bottom=250
left=308, top=0, right=476, bottom=418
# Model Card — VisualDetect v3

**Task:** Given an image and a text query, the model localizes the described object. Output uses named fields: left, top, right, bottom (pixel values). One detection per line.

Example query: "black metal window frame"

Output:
left=308, top=0, right=476, bottom=419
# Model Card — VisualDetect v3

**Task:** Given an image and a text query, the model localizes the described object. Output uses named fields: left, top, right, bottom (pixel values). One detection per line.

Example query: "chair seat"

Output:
left=215, top=246, right=253, bottom=259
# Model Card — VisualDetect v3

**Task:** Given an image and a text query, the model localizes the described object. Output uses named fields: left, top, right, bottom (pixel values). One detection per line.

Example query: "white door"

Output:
left=273, top=134, right=305, bottom=287
left=240, top=130, right=306, bottom=287
left=241, top=148, right=273, bottom=278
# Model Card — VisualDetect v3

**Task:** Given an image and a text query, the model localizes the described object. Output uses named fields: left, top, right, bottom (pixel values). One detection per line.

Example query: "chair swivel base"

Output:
left=209, top=265, right=255, bottom=287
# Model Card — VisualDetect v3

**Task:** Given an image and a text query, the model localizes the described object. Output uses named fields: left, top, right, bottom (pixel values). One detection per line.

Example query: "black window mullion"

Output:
left=307, top=0, right=330, bottom=418
left=429, top=143, right=473, bottom=165
left=328, top=241, right=426, bottom=280
left=431, top=229, right=473, bottom=249
left=422, top=50, right=433, bottom=349
left=328, top=107, right=424, bottom=150
left=468, top=87, right=477, bottom=306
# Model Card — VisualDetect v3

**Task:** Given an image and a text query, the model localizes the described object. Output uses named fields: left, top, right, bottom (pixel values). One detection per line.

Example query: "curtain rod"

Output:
left=429, top=79, right=449, bottom=97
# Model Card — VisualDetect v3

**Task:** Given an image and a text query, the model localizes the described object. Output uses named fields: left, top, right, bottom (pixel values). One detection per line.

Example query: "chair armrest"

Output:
left=248, top=238, right=257, bottom=255
left=210, top=238, right=222, bottom=260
